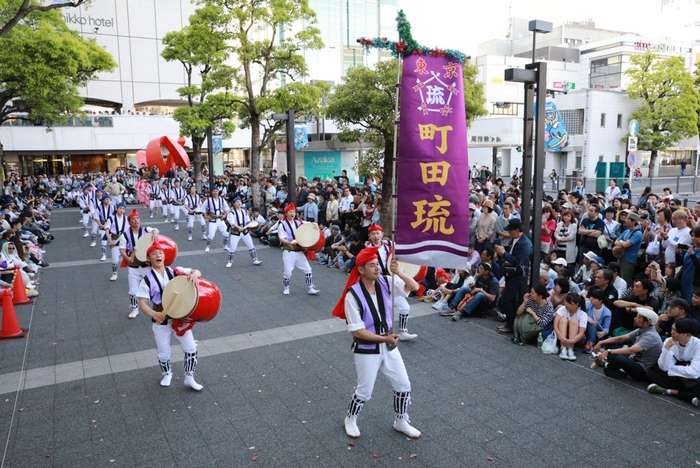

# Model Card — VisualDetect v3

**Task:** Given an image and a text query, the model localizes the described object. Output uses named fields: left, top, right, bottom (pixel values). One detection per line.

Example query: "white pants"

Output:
left=173, top=205, right=186, bottom=221
left=354, top=344, right=411, bottom=402
left=149, top=199, right=161, bottom=211
left=128, top=265, right=150, bottom=296
left=152, top=323, right=196, bottom=363
left=163, top=204, right=175, bottom=217
left=110, top=195, right=123, bottom=207
left=207, top=220, right=228, bottom=240
left=110, top=245, right=121, bottom=265
left=283, top=250, right=312, bottom=278
left=394, top=296, right=410, bottom=316
left=229, top=232, right=255, bottom=251
left=81, top=212, right=91, bottom=229
left=187, top=213, right=206, bottom=228
left=91, top=220, right=100, bottom=235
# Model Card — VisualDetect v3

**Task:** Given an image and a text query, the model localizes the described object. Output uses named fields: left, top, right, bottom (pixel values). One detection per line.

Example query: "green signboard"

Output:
left=302, top=151, right=342, bottom=181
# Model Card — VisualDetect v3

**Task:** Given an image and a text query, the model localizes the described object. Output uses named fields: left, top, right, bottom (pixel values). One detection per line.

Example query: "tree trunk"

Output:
left=380, top=140, right=394, bottom=234
left=491, top=146, right=498, bottom=182
left=649, top=149, right=658, bottom=175
left=191, top=136, right=204, bottom=192
left=249, top=114, right=262, bottom=211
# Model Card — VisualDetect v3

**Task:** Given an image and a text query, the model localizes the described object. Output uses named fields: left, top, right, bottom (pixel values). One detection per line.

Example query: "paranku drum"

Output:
left=135, top=232, right=178, bottom=265
left=397, top=261, right=427, bottom=282
left=296, top=223, right=324, bottom=251
left=162, top=276, right=221, bottom=323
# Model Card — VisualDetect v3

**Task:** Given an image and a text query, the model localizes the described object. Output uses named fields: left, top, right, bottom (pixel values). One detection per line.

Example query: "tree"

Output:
left=210, top=0, right=328, bottom=210
left=0, top=0, right=89, bottom=37
left=161, top=4, right=238, bottom=189
left=625, top=51, right=699, bottom=173
left=326, top=59, right=486, bottom=230
left=0, top=5, right=114, bottom=125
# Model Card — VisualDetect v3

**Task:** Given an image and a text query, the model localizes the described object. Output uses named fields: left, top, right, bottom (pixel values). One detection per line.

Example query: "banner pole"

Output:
left=391, top=53, right=402, bottom=328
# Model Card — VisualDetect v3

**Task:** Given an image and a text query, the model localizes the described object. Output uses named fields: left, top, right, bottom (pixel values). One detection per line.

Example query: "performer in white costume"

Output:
left=225, top=196, right=262, bottom=268
left=277, top=203, right=319, bottom=296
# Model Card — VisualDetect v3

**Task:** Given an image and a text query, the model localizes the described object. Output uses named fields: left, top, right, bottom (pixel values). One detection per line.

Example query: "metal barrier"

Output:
left=550, top=176, right=700, bottom=197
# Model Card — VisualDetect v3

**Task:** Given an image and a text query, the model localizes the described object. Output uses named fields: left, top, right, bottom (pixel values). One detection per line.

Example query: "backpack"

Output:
left=455, top=293, right=475, bottom=312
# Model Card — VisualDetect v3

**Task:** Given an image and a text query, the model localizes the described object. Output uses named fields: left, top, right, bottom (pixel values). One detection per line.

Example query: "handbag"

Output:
left=455, top=293, right=474, bottom=312
left=612, top=245, right=625, bottom=259
left=597, top=236, right=608, bottom=249
left=646, top=238, right=660, bottom=256
left=541, top=331, right=559, bottom=354
left=540, top=241, right=552, bottom=254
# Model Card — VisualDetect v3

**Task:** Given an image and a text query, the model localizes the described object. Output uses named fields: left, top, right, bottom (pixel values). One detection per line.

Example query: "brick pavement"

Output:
left=0, top=207, right=698, bottom=467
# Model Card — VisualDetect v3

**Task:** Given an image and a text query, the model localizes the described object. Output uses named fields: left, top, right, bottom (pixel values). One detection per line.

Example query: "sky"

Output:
left=398, top=0, right=661, bottom=56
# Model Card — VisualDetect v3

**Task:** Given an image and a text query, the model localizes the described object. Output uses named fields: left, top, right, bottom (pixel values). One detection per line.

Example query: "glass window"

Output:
left=600, top=113, right=606, bottom=128
left=617, top=114, right=622, bottom=128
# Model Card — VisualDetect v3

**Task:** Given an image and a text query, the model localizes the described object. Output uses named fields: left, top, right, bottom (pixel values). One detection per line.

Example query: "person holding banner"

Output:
left=366, top=223, right=417, bottom=340
left=332, top=246, right=421, bottom=439
left=136, top=240, right=203, bottom=390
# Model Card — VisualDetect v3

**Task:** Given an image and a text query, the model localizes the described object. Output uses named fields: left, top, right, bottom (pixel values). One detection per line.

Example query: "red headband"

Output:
left=127, top=209, right=140, bottom=220
left=368, top=223, right=383, bottom=233
left=332, top=246, right=379, bottom=320
left=146, top=240, right=163, bottom=257
left=284, top=203, right=296, bottom=213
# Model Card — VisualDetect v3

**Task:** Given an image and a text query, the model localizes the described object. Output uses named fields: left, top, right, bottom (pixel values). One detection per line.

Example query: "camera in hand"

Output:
left=678, top=243, right=690, bottom=250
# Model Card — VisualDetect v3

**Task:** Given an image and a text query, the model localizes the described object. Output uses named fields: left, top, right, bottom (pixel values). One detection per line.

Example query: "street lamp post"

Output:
left=505, top=61, right=548, bottom=290
left=273, top=110, right=297, bottom=202
left=529, top=20, right=552, bottom=63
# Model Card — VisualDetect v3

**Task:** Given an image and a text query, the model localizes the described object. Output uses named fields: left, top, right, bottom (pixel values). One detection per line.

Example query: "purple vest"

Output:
left=281, top=219, right=302, bottom=241
left=348, top=276, right=392, bottom=354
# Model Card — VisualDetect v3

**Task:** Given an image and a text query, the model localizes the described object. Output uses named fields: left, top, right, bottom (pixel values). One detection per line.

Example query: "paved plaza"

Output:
left=0, top=207, right=698, bottom=468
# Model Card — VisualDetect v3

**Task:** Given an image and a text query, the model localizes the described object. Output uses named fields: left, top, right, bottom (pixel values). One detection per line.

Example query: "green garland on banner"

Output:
left=358, top=10, right=468, bottom=63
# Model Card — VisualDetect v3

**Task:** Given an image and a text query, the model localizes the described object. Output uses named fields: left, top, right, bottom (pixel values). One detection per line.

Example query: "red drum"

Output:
left=135, top=233, right=178, bottom=266
left=397, top=261, right=427, bottom=282
left=162, top=276, right=221, bottom=323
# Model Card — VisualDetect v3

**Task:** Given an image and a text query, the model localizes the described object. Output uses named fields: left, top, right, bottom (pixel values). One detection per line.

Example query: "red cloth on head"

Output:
left=331, top=246, right=379, bottom=320
left=146, top=239, right=163, bottom=257
left=284, top=203, right=296, bottom=212
left=368, top=223, right=383, bottom=233
left=127, top=209, right=140, bottom=220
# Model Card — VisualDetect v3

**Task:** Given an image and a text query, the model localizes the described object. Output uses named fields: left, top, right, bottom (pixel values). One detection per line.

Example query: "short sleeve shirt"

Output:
left=626, top=327, right=663, bottom=370
left=555, top=306, right=588, bottom=328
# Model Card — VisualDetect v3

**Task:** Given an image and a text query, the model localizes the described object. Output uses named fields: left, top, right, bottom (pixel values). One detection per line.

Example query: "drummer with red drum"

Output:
left=278, top=203, right=320, bottom=296
left=136, top=240, right=204, bottom=391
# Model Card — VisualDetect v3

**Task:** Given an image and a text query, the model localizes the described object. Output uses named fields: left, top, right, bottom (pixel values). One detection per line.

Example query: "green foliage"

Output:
left=162, top=3, right=239, bottom=186
left=625, top=51, right=699, bottom=171
left=0, top=4, right=115, bottom=125
left=207, top=0, right=326, bottom=209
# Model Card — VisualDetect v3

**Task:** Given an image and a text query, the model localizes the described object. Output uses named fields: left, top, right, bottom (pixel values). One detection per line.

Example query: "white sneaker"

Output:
left=188, top=235, right=192, bottom=241
left=100, top=255, right=106, bottom=262
left=202, top=235, right=208, bottom=240
left=223, top=246, right=229, bottom=252
left=149, top=214, right=153, bottom=219
left=307, top=287, right=320, bottom=295
left=344, top=416, right=361, bottom=438
left=89, top=242, right=96, bottom=248
left=226, top=262, right=232, bottom=268
left=393, top=419, right=421, bottom=439
left=559, top=348, right=568, bottom=360
left=204, top=246, right=210, bottom=253
left=26, top=284, right=36, bottom=290
left=128, top=308, right=139, bottom=319
left=184, top=375, right=203, bottom=391
left=160, top=373, right=172, bottom=387
left=110, top=273, right=118, bottom=282
left=82, top=232, right=89, bottom=238
left=567, top=347, right=577, bottom=361
left=283, top=287, right=290, bottom=295
left=253, top=259, right=262, bottom=265
left=174, top=225, right=179, bottom=230
left=399, top=331, right=417, bottom=341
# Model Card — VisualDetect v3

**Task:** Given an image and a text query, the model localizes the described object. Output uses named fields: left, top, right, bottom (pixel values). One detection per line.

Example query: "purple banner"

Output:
left=395, top=55, right=470, bottom=269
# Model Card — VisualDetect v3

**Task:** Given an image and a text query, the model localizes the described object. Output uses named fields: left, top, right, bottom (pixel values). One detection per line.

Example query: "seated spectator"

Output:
left=594, top=308, right=663, bottom=381
left=646, top=319, right=700, bottom=407
left=656, top=298, right=700, bottom=338
left=554, top=293, right=588, bottom=360
left=513, top=284, right=554, bottom=345
left=447, top=263, right=500, bottom=321
left=420, top=268, right=451, bottom=301
left=559, top=267, right=581, bottom=294
left=338, top=233, right=363, bottom=272
left=575, top=251, right=596, bottom=287
left=549, top=277, right=570, bottom=310
left=318, top=225, right=341, bottom=265
left=584, top=288, right=612, bottom=353
left=481, top=247, right=500, bottom=280
left=432, top=269, right=468, bottom=312
left=612, top=278, right=660, bottom=334
left=606, top=262, right=628, bottom=298
left=465, top=243, right=481, bottom=270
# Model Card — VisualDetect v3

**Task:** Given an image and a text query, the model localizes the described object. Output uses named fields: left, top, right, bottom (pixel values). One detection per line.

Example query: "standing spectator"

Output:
left=578, top=204, right=605, bottom=260
left=540, top=206, right=556, bottom=257
left=495, top=219, right=533, bottom=335
left=475, top=200, right=496, bottom=252
left=613, top=210, right=643, bottom=285
left=495, top=201, right=518, bottom=248
left=549, top=169, right=557, bottom=191
left=605, top=179, right=621, bottom=202
left=681, top=159, right=688, bottom=176
left=679, top=226, right=700, bottom=304
left=572, top=179, right=586, bottom=196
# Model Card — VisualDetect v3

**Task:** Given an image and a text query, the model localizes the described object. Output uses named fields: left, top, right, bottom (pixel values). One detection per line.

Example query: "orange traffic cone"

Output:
left=12, top=265, right=34, bottom=305
left=0, top=288, right=27, bottom=340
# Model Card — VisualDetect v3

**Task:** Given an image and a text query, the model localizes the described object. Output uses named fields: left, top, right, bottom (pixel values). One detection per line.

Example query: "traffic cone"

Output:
left=0, top=288, right=27, bottom=340
left=12, top=265, right=34, bottom=305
